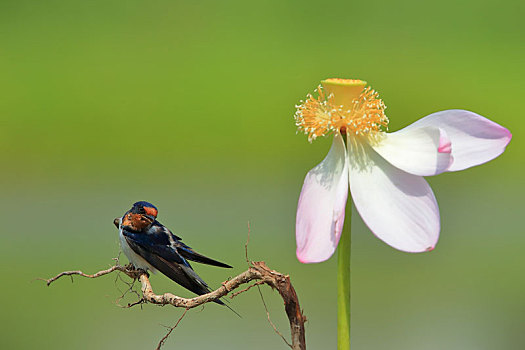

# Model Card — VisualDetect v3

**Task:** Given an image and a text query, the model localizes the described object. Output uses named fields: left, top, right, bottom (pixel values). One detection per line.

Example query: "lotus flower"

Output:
left=295, top=79, right=511, bottom=263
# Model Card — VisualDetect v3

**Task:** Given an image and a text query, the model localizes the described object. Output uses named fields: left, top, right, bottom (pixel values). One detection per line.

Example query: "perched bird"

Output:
left=114, top=201, right=234, bottom=309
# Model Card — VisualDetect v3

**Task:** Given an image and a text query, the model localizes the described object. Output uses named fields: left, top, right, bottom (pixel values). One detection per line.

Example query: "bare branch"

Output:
left=43, top=260, right=306, bottom=350
left=43, top=264, right=143, bottom=287
left=43, top=266, right=118, bottom=286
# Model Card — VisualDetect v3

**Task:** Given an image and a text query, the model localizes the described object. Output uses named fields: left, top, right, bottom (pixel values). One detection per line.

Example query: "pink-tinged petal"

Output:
left=438, top=129, right=452, bottom=153
left=348, top=138, right=440, bottom=252
left=371, top=126, right=453, bottom=176
left=296, top=133, right=349, bottom=263
left=405, top=110, right=511, bottom=171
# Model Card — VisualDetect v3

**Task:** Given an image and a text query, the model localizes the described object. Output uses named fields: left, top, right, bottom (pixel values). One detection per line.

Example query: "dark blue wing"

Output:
left=122, top=229, right=220, bottom=301
left=150, top=221, right=233, bottom=268
left=175, top=241, right=233, bottom=268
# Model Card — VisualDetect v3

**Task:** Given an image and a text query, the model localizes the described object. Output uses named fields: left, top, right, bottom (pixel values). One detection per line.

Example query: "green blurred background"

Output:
left=1, top=0, right=523, bottom=349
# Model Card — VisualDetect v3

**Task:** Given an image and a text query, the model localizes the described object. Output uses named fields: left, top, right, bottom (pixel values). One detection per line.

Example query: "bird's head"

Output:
left=117, top=201, right=159, bottom=232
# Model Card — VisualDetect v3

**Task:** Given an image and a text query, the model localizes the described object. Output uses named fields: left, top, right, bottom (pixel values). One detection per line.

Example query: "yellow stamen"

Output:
left=294, top=86, right=337, bottom=142
left=295, top=78, right=388, bottom=142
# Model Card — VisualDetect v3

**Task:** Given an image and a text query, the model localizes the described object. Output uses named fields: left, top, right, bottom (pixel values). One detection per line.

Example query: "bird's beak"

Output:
left=113, top=217, right=120, bottom=228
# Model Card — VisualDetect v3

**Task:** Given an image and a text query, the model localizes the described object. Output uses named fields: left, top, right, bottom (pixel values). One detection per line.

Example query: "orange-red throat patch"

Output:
left=122, top=213, right=152, bottom=231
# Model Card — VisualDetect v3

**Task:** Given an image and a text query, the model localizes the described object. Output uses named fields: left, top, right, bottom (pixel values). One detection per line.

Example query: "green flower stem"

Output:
left=337, top=203, right=351, bottom=350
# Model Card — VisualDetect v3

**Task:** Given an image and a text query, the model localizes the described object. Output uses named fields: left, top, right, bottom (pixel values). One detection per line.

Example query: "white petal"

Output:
left=405, top=110, right=512, bottom=171
left=371, top=126, right=453, bottom=176
left=296, top=133, right=349, bottom=263
left=348, top=137, right=440, bottom=252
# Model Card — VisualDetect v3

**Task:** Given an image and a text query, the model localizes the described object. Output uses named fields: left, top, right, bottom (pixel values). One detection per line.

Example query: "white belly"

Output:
left=118, top=221, right=156, bottom=272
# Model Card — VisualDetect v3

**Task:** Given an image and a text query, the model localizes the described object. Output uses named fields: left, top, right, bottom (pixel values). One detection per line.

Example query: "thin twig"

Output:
left=230, top=281, right=265, bottom=299
left=41, top=265, right=123, bottom=286
left=258, top=285, right=293, bottom=348
left=114, top=272, right=142, bottom=308
left=156, top=308, right=189, bottom=350
left=126, top=298, right=146, bottom=309
left=245, top=221, right=251, bottom=264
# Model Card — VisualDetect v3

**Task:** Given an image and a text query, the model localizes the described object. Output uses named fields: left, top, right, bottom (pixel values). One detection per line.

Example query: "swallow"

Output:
left=114, top=201, right=235, bottom=311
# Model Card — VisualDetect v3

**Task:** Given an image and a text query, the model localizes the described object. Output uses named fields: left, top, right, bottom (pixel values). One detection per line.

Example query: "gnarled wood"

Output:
left=44, top=260, right=306, bottom=350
